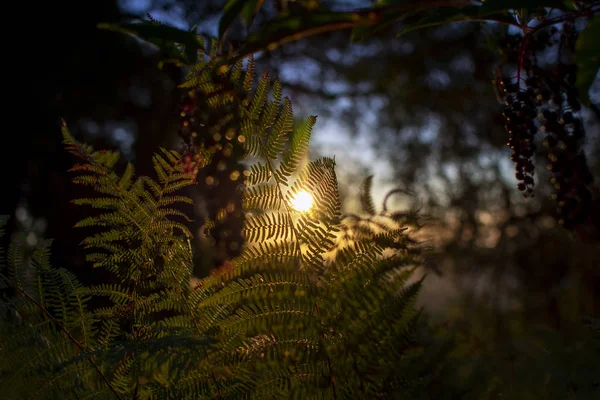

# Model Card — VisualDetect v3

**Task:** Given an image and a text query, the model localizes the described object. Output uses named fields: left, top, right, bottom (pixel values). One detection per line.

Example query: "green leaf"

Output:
left=351, top=7, right=422, bottom=42
left=235, top=10, right=380, bottom=58
left=575, top=18, right=600, bottom=106
left=395, top=8, right=516, bottom=38
left=476, top=0, right=574, bottom=13
left=98, top=22, right=202, bottom=65
left=392, top=0, right=575, bottom=39
left=220, top=0, right=264, bottom=38
left=242, top=0, right=265, bottom=27
left=360, top=175, right=376, bottom=216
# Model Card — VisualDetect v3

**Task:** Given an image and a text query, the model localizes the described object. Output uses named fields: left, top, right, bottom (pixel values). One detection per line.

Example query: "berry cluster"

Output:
left=500, top=79, right=538, bottom=197
left=179, top=147, right=210, bottom=179
left=542, top=107, right=593, bottom=229
left=496, top=20, right=594, bottom=230
left=178, top=92, right=199, bottom=145
left=177, top=88, right=247, bottom=266
left=178, top=93, right=203, bottom=179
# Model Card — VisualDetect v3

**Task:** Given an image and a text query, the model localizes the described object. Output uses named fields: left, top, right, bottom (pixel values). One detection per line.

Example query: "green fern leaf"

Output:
left=360, top=175, right=376, bottom=215
left=275, top=115, right=316, bottom=184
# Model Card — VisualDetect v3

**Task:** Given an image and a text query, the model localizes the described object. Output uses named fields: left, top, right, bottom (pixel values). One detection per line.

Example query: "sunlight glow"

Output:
left=290, top=191, right=314, bottom=213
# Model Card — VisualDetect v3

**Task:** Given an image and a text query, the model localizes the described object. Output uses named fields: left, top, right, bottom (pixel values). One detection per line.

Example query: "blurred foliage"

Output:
left=217, top=0, right=598, bottom=104
left=430, top=315, right=600, bottom=399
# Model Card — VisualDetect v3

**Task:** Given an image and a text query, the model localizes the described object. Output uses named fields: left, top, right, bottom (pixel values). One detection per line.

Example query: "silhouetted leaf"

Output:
left=219, top=0, right=265, bottom=38
left=395, top=8, right=517, bottom=38
left=575, top=18, right=600, bottom=106
left=476, top=0, right=574, bottom=14
left=394, top=0, right=575, bottom=39
left=351, top=7, right=423, bottom=42
left=242, top=0, right=264, bottom=27
left=235, top=10, right=380, bottom=58
left=360, top=175, right=377, bottom=216
left=236, top=1, right=472, bottom=56
left=98, top=22, right=202, bottom=65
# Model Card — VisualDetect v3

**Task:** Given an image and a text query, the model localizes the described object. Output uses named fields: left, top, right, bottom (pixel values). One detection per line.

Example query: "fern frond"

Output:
left=242, top=212, right=294, bottom=242
left=249, top=70, right=271, bottom=119
left=260, top=78, right=283, bottom=130
left=266, top=97, right=293, bottom=160
left=242, top=182, right=284, bottom=211
left=360, top=175, right=376, bottom=215
left=246, top=162, right=272, bottom=185
left=275, top=115, right=316, bottom=185
left=243, top=54, right=255, bottom=93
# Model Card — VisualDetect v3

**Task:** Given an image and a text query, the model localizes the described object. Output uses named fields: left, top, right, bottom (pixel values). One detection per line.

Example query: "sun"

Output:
left=290, top=191, right=314, bottom=213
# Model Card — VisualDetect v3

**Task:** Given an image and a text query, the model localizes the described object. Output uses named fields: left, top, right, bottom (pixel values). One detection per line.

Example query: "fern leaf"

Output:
left=243, top=54, right=255, bottom=93
left=249, top=70, right=271, bottom=119
left=242, top=212, right=293, bottom=242
left=266, top=97, right=293, bottom=160
left=275, top=115, right=316, bottom=185
left=260, top=78, right=283, bottom=130
left=360, top=175, right=376, bottom=216
left=242, top=183, right=284, bottom=211
left=246, top=162, right=272, bottom=185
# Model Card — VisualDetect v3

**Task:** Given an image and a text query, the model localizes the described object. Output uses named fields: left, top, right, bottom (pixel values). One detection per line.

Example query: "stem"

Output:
left=516, top=33, right=529, bottom=89
left=0, top=273, right=124, bottom=400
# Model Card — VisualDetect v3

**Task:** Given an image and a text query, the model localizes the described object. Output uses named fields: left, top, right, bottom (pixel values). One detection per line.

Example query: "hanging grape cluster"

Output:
left=496, top=20, right=595, bottom=231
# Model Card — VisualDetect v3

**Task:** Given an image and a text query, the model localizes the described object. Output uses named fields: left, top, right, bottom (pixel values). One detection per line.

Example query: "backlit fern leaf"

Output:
left=250, top=70, right=271, bottom=119
left=243, top=54, right=255, bottom=93
left=246, top=162, right=272, bottom=185
left=261, top=78, right=283, bottom=130
left=266, top=97, right=293, bottom=160
left=275, top=116, right=316, bottom=185
left=242, top=212, right=294, bottom=242
left=360, top=175, right=376, bottom=215
left=242, top=182, right=284, bottom=211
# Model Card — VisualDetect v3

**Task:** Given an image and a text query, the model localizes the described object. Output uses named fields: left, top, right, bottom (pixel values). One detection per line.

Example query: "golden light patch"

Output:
left=290, top=191, right=313, bottom=213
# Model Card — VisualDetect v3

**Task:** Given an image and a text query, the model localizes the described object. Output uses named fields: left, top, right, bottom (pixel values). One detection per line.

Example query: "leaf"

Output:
left=351, top=7, right=423, bottom=42
left=360, top=175, right=376, bottom=216
left=476, top=0, right=574, bottom=14
left=233, top=2, right=494, bottom=58
left=220, top=0, right=265, bottom=38
left=98, top=22, right=202, bottom=65
left=575, top=18, right=600, bottom=106
left=242, top=0, right=265, bottom=27
left=235, top=10, right=380, bottom=59
left=395, top=8, right=517, bottom=39
left=392, top=0, right=574, bottom=39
